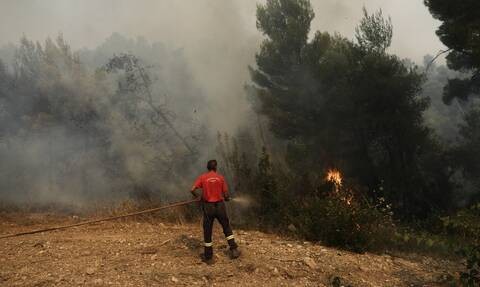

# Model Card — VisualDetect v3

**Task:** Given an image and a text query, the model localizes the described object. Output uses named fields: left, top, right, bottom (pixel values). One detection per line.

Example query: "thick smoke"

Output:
left=0, top=36, right=211, bottom=207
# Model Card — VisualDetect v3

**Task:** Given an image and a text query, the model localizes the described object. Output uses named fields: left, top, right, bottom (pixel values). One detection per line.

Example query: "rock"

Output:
left=86, top=267, right=96, bottom=275
left=140, top=247, right=157, bottom=254
left=288, top=224, right=297, bottom=232
left=284, top=270, right=295, bottom=279
left=171, top=276, right=179, bottom=283
left=93, top=279, right=103, bottom=285
left=33, top=241, right=44, bottom=248
left=150, top=254, right=157, bottom=260
left=303, top=257, right=317, bottom=269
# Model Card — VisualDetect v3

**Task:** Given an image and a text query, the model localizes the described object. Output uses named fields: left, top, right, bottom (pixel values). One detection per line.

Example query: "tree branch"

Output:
left=426, top=48, right=452, bottom=71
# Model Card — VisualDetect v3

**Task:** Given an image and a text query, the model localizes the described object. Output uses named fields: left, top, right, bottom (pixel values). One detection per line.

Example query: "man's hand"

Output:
left=224, top=193, right=231, bottom=202
left=191, top=190, right=200, bottom=200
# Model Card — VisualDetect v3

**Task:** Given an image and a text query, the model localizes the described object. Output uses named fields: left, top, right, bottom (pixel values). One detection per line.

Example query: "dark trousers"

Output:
left=202, top=201, right=237, bottom=259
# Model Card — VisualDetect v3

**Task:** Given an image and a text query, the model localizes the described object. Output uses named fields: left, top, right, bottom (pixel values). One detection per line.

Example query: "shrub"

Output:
left=459, top=245, right=480, bottom=287
left=295, top=190, right=395, bottom=252
left=441, top=203, right=480, bottom=244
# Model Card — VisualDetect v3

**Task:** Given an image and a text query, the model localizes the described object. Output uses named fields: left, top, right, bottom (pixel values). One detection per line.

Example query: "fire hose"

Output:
left=0, top=198, right=200, bottom=240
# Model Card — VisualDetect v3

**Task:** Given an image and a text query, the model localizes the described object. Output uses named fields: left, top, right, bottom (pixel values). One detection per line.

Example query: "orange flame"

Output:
left=326, top=168, right=343, bottom=187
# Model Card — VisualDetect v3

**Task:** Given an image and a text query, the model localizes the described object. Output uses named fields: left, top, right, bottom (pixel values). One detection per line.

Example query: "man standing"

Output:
left=191, top=159, right=240, bottom=263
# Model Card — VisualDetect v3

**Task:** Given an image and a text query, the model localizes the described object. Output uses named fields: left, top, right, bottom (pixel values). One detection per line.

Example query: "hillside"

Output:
left=0, top=213, right=460, bottom=286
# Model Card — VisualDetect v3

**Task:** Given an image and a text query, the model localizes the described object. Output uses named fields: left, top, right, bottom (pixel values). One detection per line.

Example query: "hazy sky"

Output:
left=0, top=0, right=444, bottom=63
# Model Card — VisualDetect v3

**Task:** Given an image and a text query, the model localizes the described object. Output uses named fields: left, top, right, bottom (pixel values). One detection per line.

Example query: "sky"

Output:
left=0, top=0, right=444, bottom=63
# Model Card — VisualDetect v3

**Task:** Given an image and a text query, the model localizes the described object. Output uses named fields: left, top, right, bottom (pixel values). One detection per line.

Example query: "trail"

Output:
left=0, top=213, right=459, bottom=286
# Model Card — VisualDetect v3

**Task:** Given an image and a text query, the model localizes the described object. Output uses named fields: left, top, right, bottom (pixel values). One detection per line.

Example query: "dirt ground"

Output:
left=0, top=213, right=461, bottom=286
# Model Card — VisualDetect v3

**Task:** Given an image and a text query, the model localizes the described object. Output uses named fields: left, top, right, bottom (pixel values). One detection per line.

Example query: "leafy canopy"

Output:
left=425, top=0, right=480, bottom=103
left=250, top=0, right=453, bottom=217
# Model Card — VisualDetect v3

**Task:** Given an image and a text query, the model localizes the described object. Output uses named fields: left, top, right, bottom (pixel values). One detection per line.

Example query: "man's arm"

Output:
left=222, top=178, right=230, bottom=201
left=190, top=185, right=200, bottom=199
left=191, top=176, right=202, bottom=199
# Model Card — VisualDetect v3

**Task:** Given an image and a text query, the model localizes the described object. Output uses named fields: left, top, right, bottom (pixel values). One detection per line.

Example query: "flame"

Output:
left=344, top=193, right=353, bottom=206
left=326, top=168, right=343, bottom=187
left=325, top=169, right=353, bottom=205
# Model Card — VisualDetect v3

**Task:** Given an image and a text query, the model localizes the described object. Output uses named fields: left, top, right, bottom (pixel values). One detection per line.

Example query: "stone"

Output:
left=303, top=257, right=317, bottom=269
left=86, top=267, right=96, bottom=275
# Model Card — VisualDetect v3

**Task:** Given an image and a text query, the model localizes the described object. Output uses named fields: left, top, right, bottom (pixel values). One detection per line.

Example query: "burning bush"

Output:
left=294, top=171, right=396, bottom=252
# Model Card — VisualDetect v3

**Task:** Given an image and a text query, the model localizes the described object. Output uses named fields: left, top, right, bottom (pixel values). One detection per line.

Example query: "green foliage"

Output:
left=441, top=203, right=480, bottom=243
left=251, top=0, right=454, bottom=218
left=355, top=8, right=393, bottom=53
left=255, top=148, right=281, bottom=223
left=256, top=0, right=314, bottom=59
left=296, top=192, right=395, bottom=252
left=459, top=245, right=480, bottom=286
left=439, top=204, right=480, bottom=286
left=424, top=0, right=480, bottom=103
left=393, top=227, right=457, bottom=256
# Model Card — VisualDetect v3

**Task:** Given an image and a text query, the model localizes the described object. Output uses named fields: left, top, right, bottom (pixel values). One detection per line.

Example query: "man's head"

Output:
left=207, top=159, right=217, bottom=171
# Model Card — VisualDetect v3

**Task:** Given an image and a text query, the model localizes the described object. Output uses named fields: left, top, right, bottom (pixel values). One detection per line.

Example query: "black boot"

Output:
left=202, top=246, right=214, bottom=264
left=227, top=238, right=240, bottom=259
left=229, top=248, right=240, bottom=259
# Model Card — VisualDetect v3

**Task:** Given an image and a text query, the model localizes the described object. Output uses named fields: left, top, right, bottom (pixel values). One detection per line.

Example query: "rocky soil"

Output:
left=0, top=213, right=461, bottom=286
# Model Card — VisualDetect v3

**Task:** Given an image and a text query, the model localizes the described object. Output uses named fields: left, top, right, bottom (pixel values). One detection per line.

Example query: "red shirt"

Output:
left=192, top=171, right=228, bottom=202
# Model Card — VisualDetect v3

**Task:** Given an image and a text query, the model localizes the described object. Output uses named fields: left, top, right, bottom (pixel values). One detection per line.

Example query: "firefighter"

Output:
left=190, top=159, right=240, bottom=263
